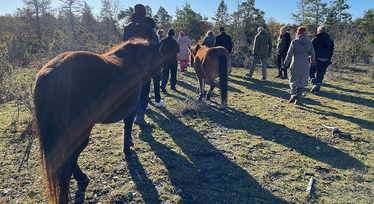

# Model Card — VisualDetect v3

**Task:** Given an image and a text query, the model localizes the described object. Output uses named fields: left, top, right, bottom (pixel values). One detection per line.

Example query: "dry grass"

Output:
left=1, top=64, right=374, bottom=203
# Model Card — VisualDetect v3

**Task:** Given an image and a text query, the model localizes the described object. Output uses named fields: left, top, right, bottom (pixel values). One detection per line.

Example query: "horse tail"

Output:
left=218, top=54, right=228, bottom=107
left=33, top=69, right=71, bottom=204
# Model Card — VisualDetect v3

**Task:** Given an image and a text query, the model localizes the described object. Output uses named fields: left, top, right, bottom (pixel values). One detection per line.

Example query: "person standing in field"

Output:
left=160, top=29, right=180, bottom=92
left=214, top=26, right=233, bottom=53
left=246, top=26, right=272, bottom=81
left=123, top=4, right=159, bottom=126
left=275, top=26, right=291, bottom=79
left=282, top=26, right=316, bottom=105
left=177, top=31, right=190, bottom=74
left=201, top=30, right=215, bottom=48
left=309, top=25, right=334, bottom=93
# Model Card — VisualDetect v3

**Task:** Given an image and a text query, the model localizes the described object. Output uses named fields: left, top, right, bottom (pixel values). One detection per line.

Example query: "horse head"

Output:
left=188, top=44, right=202, bottom=68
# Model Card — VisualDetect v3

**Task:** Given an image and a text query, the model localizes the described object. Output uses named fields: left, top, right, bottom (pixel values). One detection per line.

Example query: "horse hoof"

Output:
left=77, top=175, right=90, bottom=189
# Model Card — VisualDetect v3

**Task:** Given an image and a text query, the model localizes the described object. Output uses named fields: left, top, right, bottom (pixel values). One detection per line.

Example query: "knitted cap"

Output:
left=134, top=4, right=146, bottom=16
left=168, top=29, right=175, bottom=36
left=179, top=31, right=185, bottom=36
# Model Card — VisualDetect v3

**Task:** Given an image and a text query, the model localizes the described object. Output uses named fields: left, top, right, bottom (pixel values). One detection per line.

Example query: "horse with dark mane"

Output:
left=32, top=38, right=162, bottom=203
left=188, top=44, right=231, bottom=108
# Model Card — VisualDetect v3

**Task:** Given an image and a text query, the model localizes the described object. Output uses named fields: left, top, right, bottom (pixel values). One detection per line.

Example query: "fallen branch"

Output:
left=319, top=123, right=362, bottom=135
left=276, top=97, right=283, bottom=103
left=306, top=176, right=314, bottom=195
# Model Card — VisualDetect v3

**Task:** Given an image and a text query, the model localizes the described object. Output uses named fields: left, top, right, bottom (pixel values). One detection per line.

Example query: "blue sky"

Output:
left=1, top=0, right=372, bottom=24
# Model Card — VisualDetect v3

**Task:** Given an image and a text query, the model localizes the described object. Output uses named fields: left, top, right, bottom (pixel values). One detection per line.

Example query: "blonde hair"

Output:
left=206, top=30, right=214, bottom=36
left=280, top=26, right=287, bottom=33
left=317, top=25, right=327, bottom=33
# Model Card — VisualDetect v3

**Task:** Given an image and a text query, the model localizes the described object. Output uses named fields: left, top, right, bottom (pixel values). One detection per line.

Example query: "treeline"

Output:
left=0, top=0, right=373, bottom=102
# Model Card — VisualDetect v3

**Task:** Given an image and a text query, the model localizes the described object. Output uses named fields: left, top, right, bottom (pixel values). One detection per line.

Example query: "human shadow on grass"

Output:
left=302, top=105, right=374, bottom=132
left=140, top=109, right=289, bottom=204
left=121, top=151, right=162, bottom=204
left=323, top=83, right=374, bottom=96
left=203, top=106, right=365, bottom=170
left=315, top=85, right=374, bottom=108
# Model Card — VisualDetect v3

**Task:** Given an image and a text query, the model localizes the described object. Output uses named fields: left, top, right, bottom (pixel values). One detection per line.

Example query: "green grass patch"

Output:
left=1, top=64, right=374, bottom=203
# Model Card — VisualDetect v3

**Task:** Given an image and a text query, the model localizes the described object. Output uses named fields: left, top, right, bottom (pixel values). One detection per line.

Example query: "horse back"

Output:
left=35, top=50, right=144, bottom=125
left=195, top=46, right=231, bottom=79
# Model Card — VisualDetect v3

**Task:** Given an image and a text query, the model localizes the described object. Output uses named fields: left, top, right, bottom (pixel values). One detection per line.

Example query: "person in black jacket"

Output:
left=123, top=4, right=159, bottom=127
left=160, top=29, right=180, bottom=92
left=214, top=27, right=233, bottom=53
left=309, top=25, right=334, bottom=93
left=275, top=26, right=291, bottom=79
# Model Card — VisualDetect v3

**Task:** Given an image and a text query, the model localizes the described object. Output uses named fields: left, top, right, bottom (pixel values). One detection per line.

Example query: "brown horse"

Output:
left=188, top=44, right=231, bottom=108
left=32, top=38, right=162, bottom=203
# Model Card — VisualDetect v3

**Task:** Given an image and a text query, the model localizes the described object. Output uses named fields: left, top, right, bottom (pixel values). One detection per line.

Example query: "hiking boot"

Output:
left=259, top=77, right=267, bottom=81
left=310, top=77, right=317, bottom=85
left=289, top=95, right=297, bottom=103
left=155, top=100, right=165, bottom=107
left=274, top=75, right=282, bottom=78
left=310, top=85, right=320, bottom=93
left=171, top=86, right=176, bottom=91
left=134, top=109, right=150, bottom=127
left=281, top=75, right=288, bottom=79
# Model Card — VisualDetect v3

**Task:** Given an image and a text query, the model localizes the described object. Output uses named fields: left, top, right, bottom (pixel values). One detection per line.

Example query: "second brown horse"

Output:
left=189, top=44, right=231, bottom=108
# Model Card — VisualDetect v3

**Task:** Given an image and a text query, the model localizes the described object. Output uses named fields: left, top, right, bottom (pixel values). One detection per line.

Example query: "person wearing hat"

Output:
left=214, top=27, right=233, bottom=53
left=160, top=29, right=180, bottom=92
left=246, top=26, right=272, bottom=81
left=282, top=26, right=316, bottom=105
left=123, top=4, right=159, bottom=127
left=177, top=31, right=190, bottom=74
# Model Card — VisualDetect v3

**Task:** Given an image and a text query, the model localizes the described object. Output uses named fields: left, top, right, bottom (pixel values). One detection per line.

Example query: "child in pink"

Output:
left=177, top=31, right=190, bottom=74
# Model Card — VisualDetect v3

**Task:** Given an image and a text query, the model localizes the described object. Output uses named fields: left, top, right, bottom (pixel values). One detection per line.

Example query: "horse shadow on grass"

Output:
left=203, top=105, right=365, bottom=170
left=137, top=109, right=290, bottom=204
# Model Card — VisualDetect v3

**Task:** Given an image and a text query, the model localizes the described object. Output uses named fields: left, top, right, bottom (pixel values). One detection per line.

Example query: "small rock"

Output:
left=177, top=189, right=182, bottom=193
left=316, top=146, right=321, bottom=151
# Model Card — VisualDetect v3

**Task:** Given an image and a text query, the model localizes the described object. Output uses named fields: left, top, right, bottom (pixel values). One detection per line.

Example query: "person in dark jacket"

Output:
left=201, top=30, right=215, bottom=47
left=275, top=26, right=291, bottom=79
left=246, top=27, right=272, bottom=81
left=309, top=25, right=334, bottom=93
left=214, top=27, right=233, bottom=53
left=160, top=29, right=180, bottom=92
left=123, top=4, right=159, bottom=127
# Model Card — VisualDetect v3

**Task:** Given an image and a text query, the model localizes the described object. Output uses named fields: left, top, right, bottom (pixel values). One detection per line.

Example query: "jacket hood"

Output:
left=260, top=30, right=267, bottom=35
left=297, top=34, right=310, bottom=45
left=131, top=13, right=147, bottom=23
left=178, top=35, right=188, bottom=42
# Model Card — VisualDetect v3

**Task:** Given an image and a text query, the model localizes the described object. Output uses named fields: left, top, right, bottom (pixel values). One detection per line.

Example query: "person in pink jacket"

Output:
left=177, top=31, right=190, bottom=74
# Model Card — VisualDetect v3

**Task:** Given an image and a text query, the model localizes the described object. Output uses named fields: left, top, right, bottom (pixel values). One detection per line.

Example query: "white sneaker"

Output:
left=155, top=100, right=165, bottom=107
left=259, top=77, right=267, bottom=81
left=181, top=72, right=184, bottom=75
left=246, top=74, right=252, bottom=79
left=146, top=106, right=151, bottom=110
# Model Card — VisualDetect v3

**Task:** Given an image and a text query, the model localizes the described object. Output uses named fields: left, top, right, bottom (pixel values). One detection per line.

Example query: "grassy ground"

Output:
left=1, top=64, right=374, bottom=203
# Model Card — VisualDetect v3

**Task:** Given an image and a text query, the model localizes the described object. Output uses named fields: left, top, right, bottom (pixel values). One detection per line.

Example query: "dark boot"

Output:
left=289, top=95, right=297, bottom=103
left=275, top=70, right=282, bottom=78
left=134, top=109, right=150, bottom=127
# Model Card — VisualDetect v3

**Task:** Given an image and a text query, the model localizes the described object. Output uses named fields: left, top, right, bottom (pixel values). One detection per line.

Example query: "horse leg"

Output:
left=72, top=137, right=90, bottom=185
left=206, top=78, right=215, bottom=101
left=198, top=78, right=205, bottom=100
left=123, top=109, right=137, bottom=157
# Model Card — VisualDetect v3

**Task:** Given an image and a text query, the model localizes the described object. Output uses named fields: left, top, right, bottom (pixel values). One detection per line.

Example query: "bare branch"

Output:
left=319, top=123, right=362, bottom=135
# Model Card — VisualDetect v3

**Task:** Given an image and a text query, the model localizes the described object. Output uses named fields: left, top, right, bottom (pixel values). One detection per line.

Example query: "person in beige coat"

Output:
left=283, top=27, right=316, bottom=105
